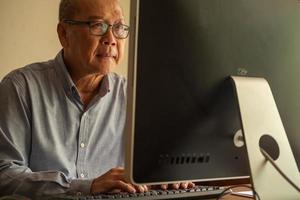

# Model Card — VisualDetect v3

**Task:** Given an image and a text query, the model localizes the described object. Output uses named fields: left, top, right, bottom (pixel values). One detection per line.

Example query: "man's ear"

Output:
left=57, top=23, right=69, bottom=48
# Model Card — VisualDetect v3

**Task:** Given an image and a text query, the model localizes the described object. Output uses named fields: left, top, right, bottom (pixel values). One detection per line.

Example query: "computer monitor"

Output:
left=125, top=0, right=300, bottom=185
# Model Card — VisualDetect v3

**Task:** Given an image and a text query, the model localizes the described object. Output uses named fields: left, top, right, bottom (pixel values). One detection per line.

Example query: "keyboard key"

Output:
left=42, top=186, right=226, bottom=200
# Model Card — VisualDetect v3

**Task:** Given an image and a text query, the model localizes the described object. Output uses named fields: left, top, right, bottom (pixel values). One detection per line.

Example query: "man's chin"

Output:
left=95, top=65, right=115, bottom=75
left=87, top=60, right=116, bottom=75
left=97, top=56, right=117, bottom=63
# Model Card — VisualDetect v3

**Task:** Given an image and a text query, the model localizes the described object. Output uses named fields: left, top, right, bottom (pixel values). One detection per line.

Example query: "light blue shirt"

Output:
left=0, top=51, right=127, bottom=198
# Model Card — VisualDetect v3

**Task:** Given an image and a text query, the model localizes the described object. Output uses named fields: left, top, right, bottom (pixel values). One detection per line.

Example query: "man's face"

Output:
left=62, top=0, right=126, bottom=76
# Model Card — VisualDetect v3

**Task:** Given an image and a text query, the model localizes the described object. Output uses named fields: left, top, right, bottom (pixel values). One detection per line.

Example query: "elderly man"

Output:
left=0, top=0, right=194, bottom=198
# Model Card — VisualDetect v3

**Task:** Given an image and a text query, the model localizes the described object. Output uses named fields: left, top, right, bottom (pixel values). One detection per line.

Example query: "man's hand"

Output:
left=90, top=167, right=195, bottom=194
left=159, top=182, right=195, bottom=190
left=90, top=167, right=148, bottom=194
left=148, top=182, right=195, bottom=190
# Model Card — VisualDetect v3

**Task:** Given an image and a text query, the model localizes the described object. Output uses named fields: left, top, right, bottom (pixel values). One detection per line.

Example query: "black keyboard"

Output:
left=44, top=186, right=226, bottom=200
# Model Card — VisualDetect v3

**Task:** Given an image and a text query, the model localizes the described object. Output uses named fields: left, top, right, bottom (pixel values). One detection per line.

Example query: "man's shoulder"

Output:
left=2, top=59, right=56, bottom=85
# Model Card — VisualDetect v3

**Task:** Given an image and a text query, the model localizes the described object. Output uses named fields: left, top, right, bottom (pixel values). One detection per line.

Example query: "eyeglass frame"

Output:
left=62, top=19, right=130, bottom=39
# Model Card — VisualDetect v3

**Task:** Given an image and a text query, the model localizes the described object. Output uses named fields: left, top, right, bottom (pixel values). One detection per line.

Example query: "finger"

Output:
left=160, top=184, right=168, bottom=190
left=142, top=185, right=149, bottom=192
left=180, top=182, right=188, bottom=189
left=113, top=180, right=136, bottom=193
left=134, top=184, right=145, bottom=193
left=171, top=183, right=179, bottom=190
left=127, top=183, right=137, bottom=193
left=187, top=182, right=195, bottom=188
left=137, top=185, right=148, bottom=192
left=91, top=179, right=135, bottom=194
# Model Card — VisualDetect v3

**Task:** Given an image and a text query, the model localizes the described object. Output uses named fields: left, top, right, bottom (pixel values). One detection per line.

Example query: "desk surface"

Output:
left=221, top=186, right=253, bottom=200
left=199, top=178, right=253, bottom=199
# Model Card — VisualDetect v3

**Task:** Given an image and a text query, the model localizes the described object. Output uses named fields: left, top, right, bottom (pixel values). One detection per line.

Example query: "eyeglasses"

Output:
left=63, top=19, right=130, bottom=39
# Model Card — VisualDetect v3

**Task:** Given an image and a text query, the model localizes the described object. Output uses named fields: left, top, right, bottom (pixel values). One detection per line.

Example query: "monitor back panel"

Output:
left=128, top=0, right=300, bottom=184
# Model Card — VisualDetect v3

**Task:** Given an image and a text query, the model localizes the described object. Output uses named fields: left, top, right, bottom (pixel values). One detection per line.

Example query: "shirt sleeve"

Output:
left=0, top=75, right=92, bottom=198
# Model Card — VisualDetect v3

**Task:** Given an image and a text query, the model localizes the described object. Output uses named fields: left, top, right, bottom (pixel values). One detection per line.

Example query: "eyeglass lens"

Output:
left=90, top=22, right=129, bottom=38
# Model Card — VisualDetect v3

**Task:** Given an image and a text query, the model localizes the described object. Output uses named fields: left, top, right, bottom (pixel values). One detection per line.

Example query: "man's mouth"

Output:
left=97, top=53, right=117, bottom=59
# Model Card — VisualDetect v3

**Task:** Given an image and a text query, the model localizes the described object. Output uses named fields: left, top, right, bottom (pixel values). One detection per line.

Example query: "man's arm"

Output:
left=0, top=76, right=92, bottom=197
left=0, top=75, right=194, bottom=197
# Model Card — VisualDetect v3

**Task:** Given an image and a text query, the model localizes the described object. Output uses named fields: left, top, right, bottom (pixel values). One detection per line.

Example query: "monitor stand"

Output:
left=231, top=76, right=300, bottom=199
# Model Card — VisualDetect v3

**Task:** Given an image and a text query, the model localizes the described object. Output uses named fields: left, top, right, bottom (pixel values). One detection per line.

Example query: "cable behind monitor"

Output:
left=260, top=147, right=300, bottom=193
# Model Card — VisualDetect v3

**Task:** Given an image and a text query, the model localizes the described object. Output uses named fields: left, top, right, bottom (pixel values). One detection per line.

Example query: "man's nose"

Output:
left=101, top=28, right=116, bottom=46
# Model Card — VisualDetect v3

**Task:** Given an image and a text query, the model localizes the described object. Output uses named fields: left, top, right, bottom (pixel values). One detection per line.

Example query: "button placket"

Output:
left=76, top=112, right=89, bottom=178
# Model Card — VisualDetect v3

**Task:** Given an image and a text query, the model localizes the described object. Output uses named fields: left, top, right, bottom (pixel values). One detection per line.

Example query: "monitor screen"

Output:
left=125, top=0, right=300, bottom=184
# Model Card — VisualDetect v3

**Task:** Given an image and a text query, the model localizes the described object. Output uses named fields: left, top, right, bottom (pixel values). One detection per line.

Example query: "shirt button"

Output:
left=80, top=173, right=85, bottom=178
left=76, top=192, right=82, bottom=196
left=80, top=142, right=85, bottom=148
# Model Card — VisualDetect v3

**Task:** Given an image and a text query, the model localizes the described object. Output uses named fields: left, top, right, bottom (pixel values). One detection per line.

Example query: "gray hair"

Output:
left=59, top=0, right=123, bottom=22
left=59, top=0, right=78, bottom=22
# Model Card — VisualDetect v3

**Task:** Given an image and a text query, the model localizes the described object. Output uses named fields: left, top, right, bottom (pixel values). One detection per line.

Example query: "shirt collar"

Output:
left=54, top=50, right=76, bottom=93
left=98, top=75, right=110, bottom=97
